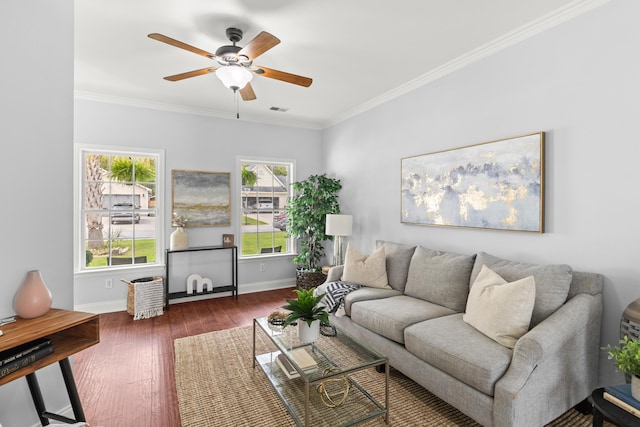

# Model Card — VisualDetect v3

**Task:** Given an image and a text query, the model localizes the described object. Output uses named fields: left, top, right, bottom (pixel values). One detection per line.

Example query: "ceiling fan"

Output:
left=148, top=28, right=313, bottom=101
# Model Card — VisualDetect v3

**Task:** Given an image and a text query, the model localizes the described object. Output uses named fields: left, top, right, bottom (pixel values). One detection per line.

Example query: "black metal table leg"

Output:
left=59, top=358, right=86, bottom=422
left=24, top=357, right=86, bottom=425
left=25, top=372, right=49, bottom=426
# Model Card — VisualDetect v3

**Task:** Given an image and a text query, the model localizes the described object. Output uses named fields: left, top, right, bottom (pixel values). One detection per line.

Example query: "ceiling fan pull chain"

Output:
left=235, top=89, right=240, bottom=119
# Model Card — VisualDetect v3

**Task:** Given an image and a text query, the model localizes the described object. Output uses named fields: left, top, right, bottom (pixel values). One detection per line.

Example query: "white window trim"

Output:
left=74, top=143, right=165, bottom=274
left=236, top=155, right=296, bottom=259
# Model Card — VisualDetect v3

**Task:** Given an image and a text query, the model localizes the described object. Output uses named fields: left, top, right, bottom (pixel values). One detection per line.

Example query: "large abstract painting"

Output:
left=172, top=170, right=231, bottom=227
left=401, top=132, right=544, bottom=232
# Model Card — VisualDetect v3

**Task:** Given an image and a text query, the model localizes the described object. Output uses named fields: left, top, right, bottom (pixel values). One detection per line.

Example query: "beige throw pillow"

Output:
left=342, top=243, right=390, bottom=288
left=463, top=265, right=536, bottom=348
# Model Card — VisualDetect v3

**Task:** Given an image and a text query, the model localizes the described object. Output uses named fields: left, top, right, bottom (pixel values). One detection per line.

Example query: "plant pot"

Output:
left=632, top=375, right=640, bottom=400
left=296, top=270, right=326, bottom=290
left=298, top=320, right=320, bottom=343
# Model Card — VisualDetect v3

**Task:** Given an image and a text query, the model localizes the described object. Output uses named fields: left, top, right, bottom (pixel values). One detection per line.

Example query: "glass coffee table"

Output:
left=253, top=317, right=389, bottom=426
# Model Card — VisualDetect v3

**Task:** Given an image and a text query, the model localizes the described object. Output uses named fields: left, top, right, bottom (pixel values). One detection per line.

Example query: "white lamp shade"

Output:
left=216, top=65, right=253, bottom=90
left=326, top=214, right=352, bottom=236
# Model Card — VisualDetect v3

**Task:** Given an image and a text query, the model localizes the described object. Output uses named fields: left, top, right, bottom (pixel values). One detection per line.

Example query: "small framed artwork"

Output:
left=401, top=132, right=544, bottom=232
left=222, top=234, right=235, bottom=247
left=172, top=170, right=231, bottom=227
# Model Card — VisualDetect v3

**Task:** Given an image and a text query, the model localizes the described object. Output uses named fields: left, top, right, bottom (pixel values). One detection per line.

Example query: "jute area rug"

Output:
left=174, top=326, right=595, bottom=427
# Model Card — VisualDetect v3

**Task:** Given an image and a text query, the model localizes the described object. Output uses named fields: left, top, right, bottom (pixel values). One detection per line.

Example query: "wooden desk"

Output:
left=0, top=309, right=99, bottom=425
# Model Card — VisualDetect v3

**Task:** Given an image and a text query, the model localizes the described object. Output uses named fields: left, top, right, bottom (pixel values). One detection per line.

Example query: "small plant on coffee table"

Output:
left=281, top=288, right=330, bottom=328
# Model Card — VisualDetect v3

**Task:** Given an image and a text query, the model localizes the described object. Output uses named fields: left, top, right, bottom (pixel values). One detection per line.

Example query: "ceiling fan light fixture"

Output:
left=216, top=65, right=253, bottom=90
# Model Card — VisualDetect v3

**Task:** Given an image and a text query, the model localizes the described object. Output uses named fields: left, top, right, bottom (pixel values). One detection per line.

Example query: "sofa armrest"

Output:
left=314, top=265, right=344, bottom=300
left=325, top=265, right=343, bottom=283
left=493, top=292, right=603, bottom=426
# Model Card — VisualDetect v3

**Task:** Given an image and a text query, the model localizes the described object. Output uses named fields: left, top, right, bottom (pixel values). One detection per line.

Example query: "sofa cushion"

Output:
left=350, top=295, right=456, bottom=344
left=404, top=246, right=476, bottom=312
left=343, top=287, right=403, bottom=316
left=405, top=314, right=513, bottom=396
left=375, top=240, right=417, bottom=292
left=463, top=265, right=536, bottom=348
left=470, top=252, right=572, bottom=326
left=342, top=243, right=390, bottom=288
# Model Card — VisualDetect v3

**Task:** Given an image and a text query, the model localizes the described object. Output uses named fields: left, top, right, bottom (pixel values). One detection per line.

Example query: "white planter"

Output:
left=298, top=320, right=320, bottom=343
left=170, top=227, right=188, bottom=250
left=632, top=375, right=640, bottom=400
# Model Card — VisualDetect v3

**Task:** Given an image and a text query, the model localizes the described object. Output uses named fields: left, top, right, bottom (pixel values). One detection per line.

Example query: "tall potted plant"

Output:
left=286, top=174, right=342, bottom=289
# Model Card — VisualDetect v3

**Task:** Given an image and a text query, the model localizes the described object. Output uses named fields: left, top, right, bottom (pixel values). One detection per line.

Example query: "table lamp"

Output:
left=325, top=214, right=352, bottom=266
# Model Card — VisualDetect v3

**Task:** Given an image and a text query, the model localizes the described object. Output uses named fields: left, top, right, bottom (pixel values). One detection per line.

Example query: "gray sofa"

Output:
left=315, top=241, right=603, bottom=427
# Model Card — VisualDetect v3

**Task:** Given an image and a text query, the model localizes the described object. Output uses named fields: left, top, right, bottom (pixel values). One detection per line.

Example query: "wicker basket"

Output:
left=122, top=277, right=164, bottom=318
left=296, top=270, right=326, bottom=290
left=126, top=284, right=135, bottom=316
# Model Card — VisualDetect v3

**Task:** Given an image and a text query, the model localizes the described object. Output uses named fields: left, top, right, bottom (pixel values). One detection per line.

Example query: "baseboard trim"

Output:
left=74, top=279, right=296, bottom=314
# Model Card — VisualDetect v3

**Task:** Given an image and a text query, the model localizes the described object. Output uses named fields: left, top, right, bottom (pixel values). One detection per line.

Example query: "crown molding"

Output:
left=75, top=0, right=612, bottom=131
left=74, top=91, right=323, bottom=130
left=322, top=0, right=613, bottom=129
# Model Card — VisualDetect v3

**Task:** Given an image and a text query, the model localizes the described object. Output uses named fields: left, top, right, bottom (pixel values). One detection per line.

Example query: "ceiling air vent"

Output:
left=269, top=106, right=289, bottom=112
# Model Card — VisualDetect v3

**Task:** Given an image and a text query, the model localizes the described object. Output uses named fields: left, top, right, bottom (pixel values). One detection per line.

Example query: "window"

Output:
left=238, top=158, right=294, bottom=257
left=75, top=145, right=164, bottom=271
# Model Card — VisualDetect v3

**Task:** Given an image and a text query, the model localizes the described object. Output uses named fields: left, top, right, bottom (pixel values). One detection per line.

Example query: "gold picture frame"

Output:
left=401, top=132, right=544, bottom=232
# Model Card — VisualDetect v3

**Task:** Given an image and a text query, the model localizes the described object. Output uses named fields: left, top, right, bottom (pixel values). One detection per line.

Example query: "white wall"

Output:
left=323, top=0, right=638, bottom=387
left=0, top=1, right=75, bottom=425
left=73, top=99, right=324, bottom=308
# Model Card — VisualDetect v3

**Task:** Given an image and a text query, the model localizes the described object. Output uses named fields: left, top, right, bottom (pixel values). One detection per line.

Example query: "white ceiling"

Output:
left=74, top=0, right=608, bottom=129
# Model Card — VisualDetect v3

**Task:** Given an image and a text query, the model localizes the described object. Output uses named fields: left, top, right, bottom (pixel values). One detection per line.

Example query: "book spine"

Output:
left=0, top=339, right=52, bottom=368
left=603, top=392, right=640, bottom=418
left=0, top=345, right=55, bottom=379
left=275, top=356, right=299, bottom=379
left=606, top=386, right=640, bottom=409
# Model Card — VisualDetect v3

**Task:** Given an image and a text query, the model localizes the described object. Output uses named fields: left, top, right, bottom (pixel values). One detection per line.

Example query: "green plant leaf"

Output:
left=281, top=289, right=329, bottom=328
left=286, top=174, right=342, bottom=270
left=603, top=336, right=640, bottom=377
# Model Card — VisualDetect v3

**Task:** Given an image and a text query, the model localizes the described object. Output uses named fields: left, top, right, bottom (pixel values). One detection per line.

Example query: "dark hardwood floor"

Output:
left=74, top=287, right=295, bottom=427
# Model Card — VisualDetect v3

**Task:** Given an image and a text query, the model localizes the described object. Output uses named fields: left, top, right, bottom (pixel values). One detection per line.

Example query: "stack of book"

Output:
left=276, top=348, right=318, bottom=379
left=0, top=337, right=55, bottom=379
left=604, top=383, right=640, bottom=417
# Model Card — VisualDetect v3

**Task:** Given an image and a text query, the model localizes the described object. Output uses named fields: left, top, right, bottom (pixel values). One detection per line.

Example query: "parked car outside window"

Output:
left=274, top=213, right=288, bottom=230
left=110, top=203, right=141, bottom=224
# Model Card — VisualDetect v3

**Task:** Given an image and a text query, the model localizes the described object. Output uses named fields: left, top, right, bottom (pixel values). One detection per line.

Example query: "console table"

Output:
left=165, top=245, right=238, bottom=307
left=0, top=309, right=99, bottom=425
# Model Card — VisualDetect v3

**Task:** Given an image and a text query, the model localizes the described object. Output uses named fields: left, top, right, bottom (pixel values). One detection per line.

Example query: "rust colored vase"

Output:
left=13, top=270, right=52, bottom=319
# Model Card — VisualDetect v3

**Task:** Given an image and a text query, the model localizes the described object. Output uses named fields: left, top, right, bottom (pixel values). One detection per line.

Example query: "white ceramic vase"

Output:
left=298, top=320, right=320, bottom=343
left=170, top=227, right=188, bottom=250
left=632, top=375, right=640, bottom=400
left=13, top=270, right=52, bottom=319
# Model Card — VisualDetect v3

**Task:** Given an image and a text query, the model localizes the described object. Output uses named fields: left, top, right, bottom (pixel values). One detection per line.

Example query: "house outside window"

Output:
left=239, top=158, right=294, bottom=257
left=75, top=145, right=164, bottom=271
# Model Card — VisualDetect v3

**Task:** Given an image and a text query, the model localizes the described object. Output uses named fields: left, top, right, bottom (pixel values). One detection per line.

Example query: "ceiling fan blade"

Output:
left=237, top=31, right=280, bottom=61
left=164, top=67, right=217, bottom=82
left=240, top=83, right=257, bottom=101
left=148, top=33, right=215, bottom=59
left=254, top=66, right=312, bottom=87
